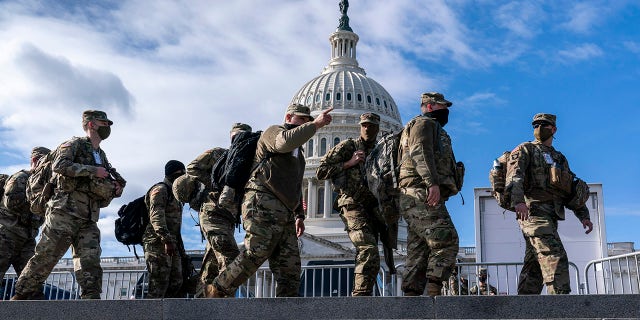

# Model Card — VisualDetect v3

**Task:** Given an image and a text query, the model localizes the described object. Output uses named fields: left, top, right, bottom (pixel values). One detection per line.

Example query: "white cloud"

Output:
left=623, top=41, right=640, bottom=54
left=557, top=43, right=603, bottom=62
left=495, top=2, right=544, bottom=39
left=560, top=2, right=601, bottom=34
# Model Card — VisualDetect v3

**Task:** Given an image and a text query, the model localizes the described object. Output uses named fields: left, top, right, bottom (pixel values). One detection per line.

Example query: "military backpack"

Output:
left=211, top=130, right=263, bottom=192
left=489, top=151, right=514, bottom=211
left=364, top=130, right=403, bottom=226
left=114, top=182, right=168, bottom=254
left=26, top=150, right=57, bottom=216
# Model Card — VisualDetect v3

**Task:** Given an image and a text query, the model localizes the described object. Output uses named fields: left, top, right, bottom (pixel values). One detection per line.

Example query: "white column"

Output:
left=307, top=179, right=314, bottom=218
left=323, top=180, right=331, bottom=218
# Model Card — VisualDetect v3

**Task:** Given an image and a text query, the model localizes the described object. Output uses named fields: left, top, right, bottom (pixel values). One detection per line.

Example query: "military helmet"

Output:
left=172, top=174, right=200, bottom=203
left=565, top=177, right=590, bottom=211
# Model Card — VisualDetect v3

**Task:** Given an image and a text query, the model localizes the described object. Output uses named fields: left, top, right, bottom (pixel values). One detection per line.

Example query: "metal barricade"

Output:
left=391, top=261, right=582, bottom=296
left=584, top=251, right=640, bottom=294
left=1, top=271, right=80, bottom=300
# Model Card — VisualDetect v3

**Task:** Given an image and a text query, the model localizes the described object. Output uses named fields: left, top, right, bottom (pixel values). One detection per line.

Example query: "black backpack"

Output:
left=114, top=195, right=148, bottom=247
left=211, top=131, right=262, bottom=191
left=114, top=182, right=168, bottom=256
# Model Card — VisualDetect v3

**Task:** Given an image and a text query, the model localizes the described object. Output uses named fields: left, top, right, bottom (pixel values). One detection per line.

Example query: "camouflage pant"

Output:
left=15, top=210, right=102, bottom=299
left=518, top=211, right=570, bottom=294
left=143, top=240, right=183, bottom=298
left=399, top=187, right=459, bottom=296
left=213, top=190, right=301, bottom=297
left=340, top=204, right=380, bottom=296
left=195, top=204, right=239, bottom=298
left=0, top=224, right=37, bottom=280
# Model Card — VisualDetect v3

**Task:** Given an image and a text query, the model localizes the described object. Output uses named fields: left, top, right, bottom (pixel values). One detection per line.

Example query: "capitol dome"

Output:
left=290, top=1, right=402, bottom=234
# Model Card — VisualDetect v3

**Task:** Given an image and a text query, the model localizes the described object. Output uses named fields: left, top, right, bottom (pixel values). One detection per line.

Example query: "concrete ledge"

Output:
left=1, top=295, right=639, bottom=319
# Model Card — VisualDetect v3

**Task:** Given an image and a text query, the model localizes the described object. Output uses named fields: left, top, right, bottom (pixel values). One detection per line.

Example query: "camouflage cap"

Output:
left=286, top=103, right=314, bottom=120
left=359, top=112, right=380, bottom=125
left=478, top=267, right=488, bottom=274
left=531, top=113, right=556, bottom=126
left=230, top=123, right=252, bottom=134
left=421, top=92, right=453, bottom=107
left=82, top=110, right=113, bottom=125
left=31, top=146, right=51, bottom=160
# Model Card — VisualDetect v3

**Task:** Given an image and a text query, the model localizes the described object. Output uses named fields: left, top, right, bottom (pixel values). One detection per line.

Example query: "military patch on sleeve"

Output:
left=150, top=187, right=161, bottom=197
left=59, top=141, right=72, bottom=149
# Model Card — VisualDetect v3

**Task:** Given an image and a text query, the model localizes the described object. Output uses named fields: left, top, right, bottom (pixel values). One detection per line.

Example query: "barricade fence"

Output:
left=2, top=259, right=616, bottom=300
left=584, top=251, right=640, bottom=294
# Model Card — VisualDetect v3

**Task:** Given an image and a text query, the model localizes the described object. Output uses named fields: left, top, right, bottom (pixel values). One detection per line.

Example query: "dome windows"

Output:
left=336, top=92, right=341, bottom=101
left=376, top=97, right=380, bottom=105
left=367, top=95, right=372, bottom=104
left=357, top=93, right=362, bottom=102
left=315, top=94, right=321, bottom=102
left=347, top=93, right=352, bottom=101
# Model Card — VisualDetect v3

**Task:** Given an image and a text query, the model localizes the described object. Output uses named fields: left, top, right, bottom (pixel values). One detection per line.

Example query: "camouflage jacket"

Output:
left=316, top=137, right=377, bottom=209
left=51, top=136, right=122, bottom=222
left=507, top=141, right=589, bottom=221
left=0, top=170, right=44, bottom=235
left=246, top=122, right=316, bottom=216
left=398, top=115, right=459, bottom=198
left=144, top=179, right=183, bottom=245
left=187, top=147, right=237, bottom=219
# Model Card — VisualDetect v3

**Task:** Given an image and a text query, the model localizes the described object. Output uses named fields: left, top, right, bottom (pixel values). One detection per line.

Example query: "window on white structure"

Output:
left=333, top=137, right=340, bottom=147
left=307, top=139, right=314, bottom=157
left=320, top=138, right=327, bottom=156
left=317, top=187, right=325, bottom=214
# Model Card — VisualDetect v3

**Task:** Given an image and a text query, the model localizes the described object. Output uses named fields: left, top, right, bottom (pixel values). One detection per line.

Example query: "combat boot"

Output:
left=204, top=283, right=229, bottom=298
left=351, top=274, right=374, bottom=296
left=10, top=291, right=42, bottom=300
left=426, top=282, right=443, bottom=297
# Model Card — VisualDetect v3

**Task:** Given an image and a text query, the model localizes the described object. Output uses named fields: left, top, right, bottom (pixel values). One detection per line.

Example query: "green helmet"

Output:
left=565, top=177, right=590, bottom=211
left=172, top=174, right=200, bottom=203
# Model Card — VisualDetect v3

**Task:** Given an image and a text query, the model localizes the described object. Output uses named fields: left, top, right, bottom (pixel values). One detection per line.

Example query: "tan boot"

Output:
left=204, top=284, right=228, bottom=298
left=426, top=282, right=443, bottom=297
left=351, top=274, right=374, bottom=296
left=10, top=293, right=33, bottom=300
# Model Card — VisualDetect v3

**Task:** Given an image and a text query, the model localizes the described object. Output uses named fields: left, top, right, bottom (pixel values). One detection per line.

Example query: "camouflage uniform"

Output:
left=186, top=147, right=240, bottom=297
left=316, top=137, right=380, bottom=296
left=15, top=130, right=124, bottom=299
left=398, top=93, right=460, bottom=297
left=470, top=282, right=498, bottom=295
left=447, top=271, right=469, bottom=295
left=508, top=114, right=590, bottom=295
left=143, top=180, right=184, bottom=298
left=0, top=170, right=45, bottom=281
left=211, top=116, right=315, bottom=297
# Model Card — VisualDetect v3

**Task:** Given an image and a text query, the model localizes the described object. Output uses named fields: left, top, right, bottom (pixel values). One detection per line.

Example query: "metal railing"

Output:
left=390, top=261, right=582, bottom=296
left=584, top=251, right=640, bottom=294
left=3, top=260, right=588, bottom=299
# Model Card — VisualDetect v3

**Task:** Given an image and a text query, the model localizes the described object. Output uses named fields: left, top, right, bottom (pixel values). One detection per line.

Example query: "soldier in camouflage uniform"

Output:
left=206, top=104, right=333, bottom=298
left=398, top=92, right=461, bottom=297
left=469, top=267, right=497, bottom=295
left=12, top=110, right=125, bottom=300
left=316, top=112, right=382, bottom=296
left=186, top=123, right=251, bottom=297
left=508, top=113, right=592, bottom=295
left=446, top=267, right=468, bottom=295
left=0, top=147, right=50, bottom=285
left=143, top=160, right=186, bottom=298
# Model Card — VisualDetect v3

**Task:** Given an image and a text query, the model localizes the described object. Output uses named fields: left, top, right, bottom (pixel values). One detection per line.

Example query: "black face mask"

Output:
left=425, top=109, right=450, bottom=127
left=284, top=123, right=300, bottom=130
left=97, top=125, right=111, bottom=140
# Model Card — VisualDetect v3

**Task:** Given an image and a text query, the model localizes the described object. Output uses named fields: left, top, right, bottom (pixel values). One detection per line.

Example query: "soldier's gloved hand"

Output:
left=165, top=242, right=176, bottom=256
left=515, top=203, right=529, bottom=220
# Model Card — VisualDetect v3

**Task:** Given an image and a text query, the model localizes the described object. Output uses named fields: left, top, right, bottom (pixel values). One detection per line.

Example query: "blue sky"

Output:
left=1, top=0, right=639, bottom=257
